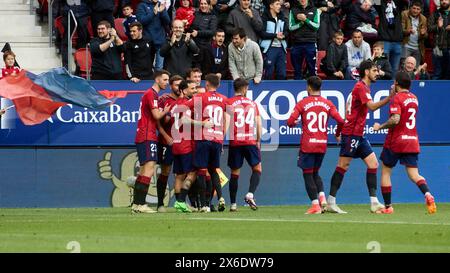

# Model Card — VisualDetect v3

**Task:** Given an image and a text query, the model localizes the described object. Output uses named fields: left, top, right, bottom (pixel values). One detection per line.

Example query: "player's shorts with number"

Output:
left=297, top=151, right=325, bottom=170
left=339, top=135, right=373, bottom=159
left=228, top=145, right=261, bottom=169
left=157, top=143, right=174, bottom=165
left=173, top=153, right=194, bottom=174
left=136, top=140, right=158, bottom=165
left=380, top=148, right=418, bottom=168
left=193, top=140, right=222, bottom=168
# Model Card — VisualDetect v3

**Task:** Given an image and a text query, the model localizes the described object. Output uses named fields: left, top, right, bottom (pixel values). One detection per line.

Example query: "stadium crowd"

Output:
left=43, top=0, right=450, bottom=81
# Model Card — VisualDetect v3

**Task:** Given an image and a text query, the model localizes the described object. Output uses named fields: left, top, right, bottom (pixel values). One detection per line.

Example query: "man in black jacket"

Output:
left=124, top=22, right=155, bottom=82
left=90, top=21, right=124, bottom=80
left=160, top=19, right=200, bottom=78
left=374, top=0, right=404, bottom=75
left=198, top=29, right=230, bottom=80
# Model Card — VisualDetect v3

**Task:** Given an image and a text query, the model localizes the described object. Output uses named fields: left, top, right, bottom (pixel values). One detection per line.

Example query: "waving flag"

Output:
left=0, top=68, right=112, bottom=125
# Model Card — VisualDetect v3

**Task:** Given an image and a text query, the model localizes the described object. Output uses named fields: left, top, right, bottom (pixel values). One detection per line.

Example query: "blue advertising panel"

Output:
left=0, top=80, right=449, bottom=146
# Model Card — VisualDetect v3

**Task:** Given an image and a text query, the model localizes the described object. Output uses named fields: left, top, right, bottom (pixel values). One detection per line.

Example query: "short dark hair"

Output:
left=97, top=20, right=111, bottom=28
left=232, top=27, right=246, bottom=39
left=215, top=29, right=225, bottom=35
left=307, top=76, right=322, bottom=91
left=169, top=75, right=184, bottom=85
left=269, top=0, right=280, bottom=5
left=352, top=29, right=363, bottom=37
left=129, top=22, right=142, bottom=30
left=179, top=80, right=196, bottom=91
left=233, top=78, right=249, bottom=93
left=395, top=71, right=412, bottom=89
left=122, top=4, right=132, bottom=9
left=153, top=69, right=171, bottom=79
left=411, top=0, right=423, bottom=9
left=205, top=73, right=220, bottom=88
left=186, top=67, right=202, bottom=78
left=359, top=60, right=376, bottom=78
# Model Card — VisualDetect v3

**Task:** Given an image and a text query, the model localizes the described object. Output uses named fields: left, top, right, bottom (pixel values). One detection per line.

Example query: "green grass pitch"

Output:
left=0, top=204, right=449, bottom=253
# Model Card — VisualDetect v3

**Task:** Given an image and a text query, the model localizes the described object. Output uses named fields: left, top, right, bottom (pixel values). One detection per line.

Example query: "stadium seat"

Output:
left=114, top=18, right=128, bottom=41
left=424, top=48, right=434, bottom=74
left=316, top=50, right=327, bottom=79
left=73, top=48, right=92, bottom=79
left=37, top=0, right=48, bottom=23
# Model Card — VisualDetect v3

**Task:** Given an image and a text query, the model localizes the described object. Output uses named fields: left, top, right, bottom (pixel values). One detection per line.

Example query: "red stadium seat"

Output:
left=286, top=48, right=294, bottom=79
left=74, top=48, right=92, bottom=79
left=114, top=18, right=128, bottom=41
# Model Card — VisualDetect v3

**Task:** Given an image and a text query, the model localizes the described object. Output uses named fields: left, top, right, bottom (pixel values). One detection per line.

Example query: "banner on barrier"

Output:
left=0, top=80, right=448, bottom=146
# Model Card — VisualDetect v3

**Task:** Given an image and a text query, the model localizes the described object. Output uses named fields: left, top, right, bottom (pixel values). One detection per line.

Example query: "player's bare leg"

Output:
left=245, top=163, right=262, bottom=210
left=229, top=168, right=240, bottom=212
left=363, top=153, right=384, bottom=213
left=132, top=161, right=157, bottom=213
left=406, top=167, right=437, bottom=214
left=157, top=164, right=171, bottom=212
left=379, top=163, right=394, bottom=214
left=327, top=156, right=351, bottom=213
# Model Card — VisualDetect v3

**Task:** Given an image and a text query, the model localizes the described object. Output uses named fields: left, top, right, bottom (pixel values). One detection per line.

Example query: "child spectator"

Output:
left=175, top=0, right=196, bottom=30
left=1, top=51, right=21, bottom=79
left=371, top=41, right=393, bottom=80
left=321, top=31, right=347, bottom=80
left=122, top=4, right=138, bottom=40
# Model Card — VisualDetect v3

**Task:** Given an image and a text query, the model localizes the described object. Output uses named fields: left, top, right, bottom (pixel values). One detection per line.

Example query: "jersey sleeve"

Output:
left=389, top=96, right=402, bottom=116
left=147, top=92, right=159, bottom=110
left=357, top=85, right=372, bottom=105
left=287, top=102, right=302, bottom=128
left=329, top=102, right=344, bottom=137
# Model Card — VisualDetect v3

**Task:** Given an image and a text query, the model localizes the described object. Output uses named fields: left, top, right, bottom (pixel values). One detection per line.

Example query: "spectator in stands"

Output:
left=342, top=0, right=376, bottom=40
left=176, top=0, right=196, bottom=30
left=429, top=0, right=450, bottom=79
left=136, top=0, right=171, bottom=71
left=190, top=0, right=218, bottom=49
left=401, top=1, right=428, bottom=67
left=225, top=0, right=264, bottom=42
left=1, top=51, right=21, bottom=79
left=228, top=27, right=263, bottom=83
left=374, top=0, right=403, bottom=75
left=401, top=56, right=430, bottom=80
left=186, top=67, right=206, bottom=92
left=321, top=31, right=347, bottom=80
left=260, top=0, right=288, bottom=80
left=124, top=22, right=155, bottom=82
left=198, top=29, right=231, bottom=79
left=345, top=29, right=372, bottom=79
left=122, top=4, right=138, bottom=40
left=61, top=0, right=90, bottom=69
left=314, top=0, right=341, bottom=51
left=216, top=0, right=239, bottom=30
left=160, top=19, right=200, bottom=77
left=289, top=0, right=320, bottom=79
left=251, top=0, right=265, bottom=15
left=89, top=0, right=116, bottom=35
left=90, top=21, right=125, bottom=80
left=371, top=41, right=393, bottom=80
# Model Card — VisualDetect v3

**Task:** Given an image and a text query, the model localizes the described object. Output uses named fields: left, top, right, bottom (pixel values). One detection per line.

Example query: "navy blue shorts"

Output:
left=339, top=135, right=374, bottom=159
left=173, top=153, right=194, bottom=174
left=297, top=151, right=325, bottom=170
left=136, top=140, right=158, bottom=166
left=157, top=143, right=174, bottom=166
left=193, top=140, right=222, bottom=169
left=227, top=145, right=261, bottom=170
left=380, top=148, right=419, bottom=168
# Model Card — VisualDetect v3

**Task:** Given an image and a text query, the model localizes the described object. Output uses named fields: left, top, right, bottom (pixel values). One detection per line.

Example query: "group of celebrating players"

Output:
left=130, top=60, right=437, bottom=215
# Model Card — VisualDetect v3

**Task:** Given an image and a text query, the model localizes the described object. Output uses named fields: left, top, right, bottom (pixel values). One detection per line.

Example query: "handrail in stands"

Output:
left=86, top=43, right=91, bottom=81
left=68, top=9, right=78, bottom=74
left=48, top=0, right=54, bottom=47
